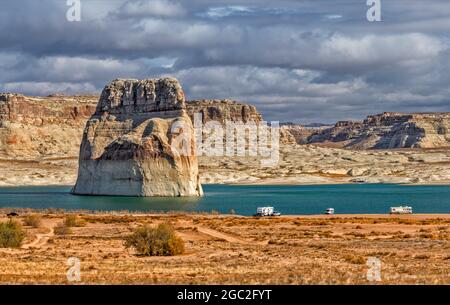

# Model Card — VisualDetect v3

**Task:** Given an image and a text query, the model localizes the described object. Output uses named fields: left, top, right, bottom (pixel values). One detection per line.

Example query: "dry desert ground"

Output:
left=0, top=211, right=449, bottom=284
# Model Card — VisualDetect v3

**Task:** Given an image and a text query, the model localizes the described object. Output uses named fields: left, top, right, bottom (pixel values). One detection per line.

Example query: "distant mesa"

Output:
left=72, top=78, right=203, bottom=197
left=281, top=122, right=331, bottom=128
left=280, top=122, right=331, bottom=145
left=306, top=112, right=450, bottom=149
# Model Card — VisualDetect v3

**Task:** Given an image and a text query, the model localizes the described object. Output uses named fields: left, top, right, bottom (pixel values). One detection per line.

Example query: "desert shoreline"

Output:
left=3, top=144, right=450, bottom=188
left=0, top=210, right=449, bottom=284
left=1, top=208, right=450, bottom=217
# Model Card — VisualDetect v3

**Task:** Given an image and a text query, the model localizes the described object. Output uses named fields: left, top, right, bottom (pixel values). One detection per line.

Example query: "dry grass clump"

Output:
left=23, top=215, right=42, bottom=228
left=343, top=254, right=366, bottom=264
left=0, top=220, right=25, bottom=248
left=83, top=215, right=137, bottom=224
left=6, top=134, right=19, bottom=145
left=63, top=215, right=86, bottom=227
left=54, top=223, right=72, bottom=236
left=414, top=254, right=430, bottom=260
left=124, top=223, right=185, bottom=256
left=419, top=233, right=435, bottom=239
left=53, top=214, right=84, bottom=235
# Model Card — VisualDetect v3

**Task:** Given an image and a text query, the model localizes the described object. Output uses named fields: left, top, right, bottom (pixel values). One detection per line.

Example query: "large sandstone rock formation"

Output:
left=72, top=78, right=203, bottom=197
left=307, top=112, right=450, bottom=149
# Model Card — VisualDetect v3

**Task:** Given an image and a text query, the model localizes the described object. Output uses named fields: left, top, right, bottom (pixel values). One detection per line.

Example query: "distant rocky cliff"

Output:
left=72, top=78, right=203, bottom=197
left=2, top=92, right=450, bottom=187
left=0, top=93, right=95, bottom=125
left=2, top=91, right=450, bottom=164
left=280, top=123, right=326, bottom=145
left=307, top=112, right=450, bottom=149
left=187, top=99, right=299, bottom=145
left=186, top=99, right=262, bottom=124
left=0, top=93, right=96, bottom=159
left=0, top=94, right=274, bottom=159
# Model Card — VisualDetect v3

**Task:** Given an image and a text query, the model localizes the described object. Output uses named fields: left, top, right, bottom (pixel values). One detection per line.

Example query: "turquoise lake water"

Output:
left=0, top=184, right=449, bottom=215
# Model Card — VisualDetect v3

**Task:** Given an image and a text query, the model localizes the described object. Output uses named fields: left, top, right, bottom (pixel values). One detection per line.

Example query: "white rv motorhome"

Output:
left=390, top=206, right=413, bottom=214
left=255, top=207, right=281, bottom=217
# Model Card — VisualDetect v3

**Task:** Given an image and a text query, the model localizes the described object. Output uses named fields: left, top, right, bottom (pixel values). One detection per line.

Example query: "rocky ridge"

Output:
left=1, top=92, right=450, bottom=187
left=280, top=123, right=326, bottom=145
left=0, top=93, right=96, bottom=159
left=0, top=94, right=278, bottom=159
left=307, top=112, right=450, bottom=149
left=186, top=99, right=262, bottom=125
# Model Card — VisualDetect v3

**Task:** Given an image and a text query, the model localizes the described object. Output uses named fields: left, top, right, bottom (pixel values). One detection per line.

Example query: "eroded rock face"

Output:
left=280, top=123, right=327, bottom=145
left=72, top=78, right=203, bottom=197
left=307, top=112, right=450, bottom=149
left=186, top=99, right=298, bottom=145
left=0, top=93, right=97, bottom=159
left=186, top=99, right=262, bottom=124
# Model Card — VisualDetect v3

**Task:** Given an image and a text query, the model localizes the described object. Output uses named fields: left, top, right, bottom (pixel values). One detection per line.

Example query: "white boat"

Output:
left=390, top=206, right=413, bottom=214
left=325, top=208, right=335, bottom=215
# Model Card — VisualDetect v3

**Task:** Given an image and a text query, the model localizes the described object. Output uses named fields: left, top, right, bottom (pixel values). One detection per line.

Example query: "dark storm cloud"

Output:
left=0, top=0, right=449, bottom=123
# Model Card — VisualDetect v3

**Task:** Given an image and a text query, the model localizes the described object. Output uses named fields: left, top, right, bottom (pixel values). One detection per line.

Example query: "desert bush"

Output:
left=23, top=214, right=42, bottom=228
left=0, top=220, right=25, bottom=248
left=343, top=254, right=366, bottom=264
left=6, top=134, right=19, bottom=145
left=124, top=223, right=184, bottom=256
left=414, top=254, right=430, bottom=260
left=63, top=215, right=86, bottom=227
left=54, top=223, right=72, bottom=235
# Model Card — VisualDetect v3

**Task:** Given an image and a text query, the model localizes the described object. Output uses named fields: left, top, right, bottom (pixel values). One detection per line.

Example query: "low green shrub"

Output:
left=0, top=220, right=25, bottom=248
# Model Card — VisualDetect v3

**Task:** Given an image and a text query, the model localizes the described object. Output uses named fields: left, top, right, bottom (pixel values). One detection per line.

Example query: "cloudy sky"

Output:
left=1, top=0, right=449, bottom=123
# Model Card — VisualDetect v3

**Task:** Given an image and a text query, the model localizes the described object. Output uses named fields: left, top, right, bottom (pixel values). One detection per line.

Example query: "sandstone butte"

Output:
left=72, top=78, right=203, bottom=197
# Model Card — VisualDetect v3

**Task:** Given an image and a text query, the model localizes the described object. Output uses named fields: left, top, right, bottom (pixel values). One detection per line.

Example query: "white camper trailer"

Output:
left=255, top=207, right=281, bottom=217
left=390, top=206, right=413, bottom=214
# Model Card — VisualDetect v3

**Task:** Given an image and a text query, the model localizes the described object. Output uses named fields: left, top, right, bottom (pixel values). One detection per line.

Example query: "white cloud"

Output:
left=319, top=33, right=446, bottom=67
left=1, top=0, right=450, bottom=122
left=1, top=82, right=98, bottom=96
left=203, top=6, right=253, bottom=18
left=325, top=15, right=343, bottom=20
left=120, top=0, right=186, bottom=18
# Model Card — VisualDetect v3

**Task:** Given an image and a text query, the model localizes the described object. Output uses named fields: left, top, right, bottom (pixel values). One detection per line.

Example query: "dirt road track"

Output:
left=22, top=227, right=55, bottom=249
